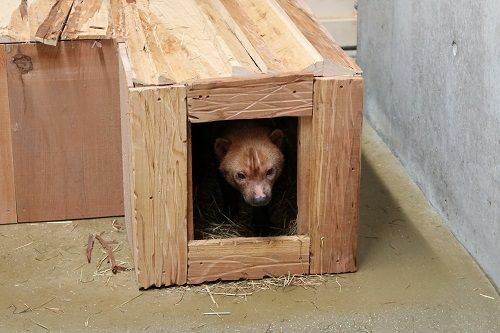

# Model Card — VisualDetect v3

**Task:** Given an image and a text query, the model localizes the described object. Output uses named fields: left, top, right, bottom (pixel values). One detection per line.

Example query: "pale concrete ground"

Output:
left=0, top=124, right=498, bottom=333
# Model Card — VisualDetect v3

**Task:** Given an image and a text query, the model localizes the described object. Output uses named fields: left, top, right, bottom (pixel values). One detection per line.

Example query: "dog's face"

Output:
left=215, top=129, right=284, bottom=207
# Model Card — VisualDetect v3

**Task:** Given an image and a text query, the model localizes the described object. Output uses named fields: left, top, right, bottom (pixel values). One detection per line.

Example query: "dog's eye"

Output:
left=266, top=168, right=274, bottom=176
left=236, top=172, right=246, bottom=180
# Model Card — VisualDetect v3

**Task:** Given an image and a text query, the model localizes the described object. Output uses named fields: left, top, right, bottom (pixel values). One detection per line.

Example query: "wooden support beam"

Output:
left=124, top=86, right=188, bottom=288
left=187, top=73, right=313, bottom=123
left=188, top=236, right=310, bottom=284
left=296, top=116, right=312, bottom=235
left=0, top=45, right=17, bottom=224
left=309, top=76, right=363, bottom=274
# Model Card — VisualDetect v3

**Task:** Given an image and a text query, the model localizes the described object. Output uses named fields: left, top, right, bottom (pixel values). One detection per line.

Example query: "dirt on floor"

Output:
left=0, top=124, right=499, bottom=332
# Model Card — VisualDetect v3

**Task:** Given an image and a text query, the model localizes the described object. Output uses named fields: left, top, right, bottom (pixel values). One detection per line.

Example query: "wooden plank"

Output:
left=122, top=0, right=262, bottom=86
left=296, top=116, right=312, bottom=235
left=62, top=0, right=112, bottom=40
left=6, top=41, right=123, bottom=222
left=309, top=76, right=363, bottom=274
left=219, top=0, right=321, bottom=73
left=195, top=0, right=262, bottom=76
left=187, top=73, right=313, bottom=123
left=0, top=45, right=17, bottom=224
left=188, top=235, right=310, bottom=284
left=34, top=0, right=75, bottom=46
left=276, top=0, right=361, bottom=75
left=0, top=0, right=30, bottom=43
left=118, top=42, right=134, bottom=262
left=127, top=86, right=188, bottom=288
left=187, top=123, right=194, bottom=241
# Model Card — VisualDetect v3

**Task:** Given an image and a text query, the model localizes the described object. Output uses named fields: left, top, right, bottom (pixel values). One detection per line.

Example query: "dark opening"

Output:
left=191, top=118, right=298, bottom=240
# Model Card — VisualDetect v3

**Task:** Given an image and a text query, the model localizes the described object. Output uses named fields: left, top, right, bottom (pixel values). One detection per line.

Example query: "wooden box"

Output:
left=117, top=0, right=363, bottom=288
left=0, top=0, right=362, bottom=288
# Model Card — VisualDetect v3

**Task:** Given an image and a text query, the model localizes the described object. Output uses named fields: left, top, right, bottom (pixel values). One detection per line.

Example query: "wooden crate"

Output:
left=0, top=0, right=362, bottom=288
left=117, top=0, right=363, bottom=288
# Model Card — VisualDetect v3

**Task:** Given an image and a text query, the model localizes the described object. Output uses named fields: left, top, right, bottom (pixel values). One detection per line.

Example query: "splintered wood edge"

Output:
left=187, top=236, right=310, bottom=284
left=117, top=42, right=134, bottom=88
left=186, top=72, right=314, bottom=123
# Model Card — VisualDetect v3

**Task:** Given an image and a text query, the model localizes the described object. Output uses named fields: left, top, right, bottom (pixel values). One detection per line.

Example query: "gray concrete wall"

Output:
left=357, top=0, right=500, bottom=288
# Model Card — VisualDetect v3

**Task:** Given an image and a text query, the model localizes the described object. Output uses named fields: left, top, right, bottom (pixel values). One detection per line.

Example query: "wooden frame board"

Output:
left=121, top=85, right=189, bottom=288
left=187, top=73, right=313, bottom=123
left=308, top=76, right=363, bottom=274
left=187, top=236, right=310, bottom=284
left=0, top=45, right=17, bottom=224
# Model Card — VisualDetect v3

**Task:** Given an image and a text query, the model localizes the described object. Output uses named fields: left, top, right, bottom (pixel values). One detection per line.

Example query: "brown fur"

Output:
left=214, top=122, right=284, bottom=207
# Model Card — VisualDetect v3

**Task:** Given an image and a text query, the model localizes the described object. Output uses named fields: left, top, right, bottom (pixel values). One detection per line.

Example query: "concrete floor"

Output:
left=0, top=124, right=498, bottom=332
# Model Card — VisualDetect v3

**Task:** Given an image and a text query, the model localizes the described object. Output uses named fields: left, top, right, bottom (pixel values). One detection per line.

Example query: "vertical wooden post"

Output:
left=296, top=116, right=312, bottom=235
left=309, top=76, right=363, bottom=274
left=123, top=86, right=188, bottom=288
left=0, top=45, right=17, bottom=224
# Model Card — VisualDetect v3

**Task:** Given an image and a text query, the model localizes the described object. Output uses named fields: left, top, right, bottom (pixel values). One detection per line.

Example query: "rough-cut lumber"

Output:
left=62, top=0, right=112, bottom=40
left=276, top=0, right=361, bottom=75
left=188, top=236, right=310, bottom=284
left=309, top=76, right=363, bottom=274
left=118, top=42, right=134, bottom=256
left=296, top=116, right=312, bottom=235
left=125, top=86, right=188, bottom=288
left=187, top=73, right=313, bottom=123
left=122, top=0, right=262, bottom=86
left=195, top=0, right=262, bottom=76
left=0, top=46, right=17, bottom=224
left=5, top=41, right=123, bottom=222
left=0, top=0, right=30, bottom=43
left=219, top=0, right=321, bottom=73
left=34, top=0, right=74, bottom=45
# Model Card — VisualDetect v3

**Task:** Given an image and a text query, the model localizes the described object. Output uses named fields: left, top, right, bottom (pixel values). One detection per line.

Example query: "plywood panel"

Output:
left=0, top=45, right=17, bottom=224
left=188, top=236, right=310, bottom=284
left=6, top=41, right=123, bottom=222
left=309, top=76, right=363, bottom=274
left=127, top=86, right=188, bottom=288
left=187, top=73, right=313, bottom=123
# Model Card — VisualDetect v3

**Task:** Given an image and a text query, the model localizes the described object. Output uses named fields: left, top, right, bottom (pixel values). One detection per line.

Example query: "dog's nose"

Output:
left=251, top=195, right=271, bottom=207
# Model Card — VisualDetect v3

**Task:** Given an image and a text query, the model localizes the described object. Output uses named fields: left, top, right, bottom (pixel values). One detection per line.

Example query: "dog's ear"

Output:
left=214, top=138, right=231, bottom=160
left=269, top=129, right=284, bottom=148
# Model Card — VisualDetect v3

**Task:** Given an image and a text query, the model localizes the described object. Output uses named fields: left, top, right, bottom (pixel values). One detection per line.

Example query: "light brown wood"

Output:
left=188, top=235, right=310, bottom=284
left=0, top=45, right=17, bottom=224
left=276, top=0, right=361, bottom=75
left=309, top=76, right=363, bottom=274
left=187, top=73, right=313, bottom=123
left=126, top=86, right=188, bottom=288
left=187, top=123, right=194, bottom=241
left=118, top=42, right=134, bottom=258
left=62, top=0, right=112, bottom=40
left=34, top=0, right=75, bottom=45
left=0, top=0, right=30, bottom=43
left=195, top=0, right=261, bottom=76
left=219, top=0, right=320, bottom=73
left=296, top=116, right=312, bottom=235
left=6, top=41, right=123, bottom=222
